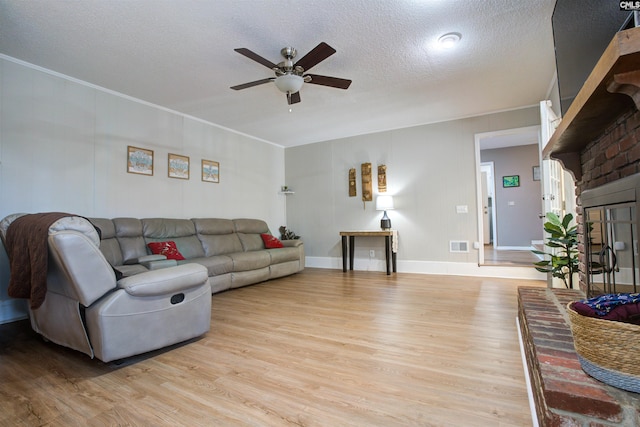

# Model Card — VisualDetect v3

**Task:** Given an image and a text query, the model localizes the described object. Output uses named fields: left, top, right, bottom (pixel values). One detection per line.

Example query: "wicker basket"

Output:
left=566, top=302, right=640, bottom=393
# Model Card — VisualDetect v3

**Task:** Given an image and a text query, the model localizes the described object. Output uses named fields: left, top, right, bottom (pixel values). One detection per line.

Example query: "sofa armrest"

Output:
left=282, top=239, right=303, bottom=248
left=143, top=259, right=178, bottom=270
left=138, top=254, right=167, bottom=263
left=117, top=264, right=208, bottom=297
left=138, top=253, right=177, bottom=271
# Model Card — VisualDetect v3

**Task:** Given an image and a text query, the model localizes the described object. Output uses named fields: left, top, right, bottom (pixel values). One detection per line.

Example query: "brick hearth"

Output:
left=518, top=287, right=640, bottom=426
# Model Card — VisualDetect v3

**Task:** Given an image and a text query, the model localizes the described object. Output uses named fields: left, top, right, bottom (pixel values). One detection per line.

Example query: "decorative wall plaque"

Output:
left=361, top=162, right=372, bottom=202
left=349, top=168, right=356, bottom=197
left=378, top=164, right=387, bottom=193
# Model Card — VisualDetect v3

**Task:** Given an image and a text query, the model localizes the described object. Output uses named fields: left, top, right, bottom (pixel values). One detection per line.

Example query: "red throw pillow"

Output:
left=147, top=241, right=186, bottom=260
left=261, top=233, right=284, bottom=249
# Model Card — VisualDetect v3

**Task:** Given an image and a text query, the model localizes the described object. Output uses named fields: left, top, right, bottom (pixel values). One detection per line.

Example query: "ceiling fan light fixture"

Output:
left=231, top=42, right=351, bottom=104
left=274, top=74, right=304, bottom=94
left=438, top=32, right=461, bottom=49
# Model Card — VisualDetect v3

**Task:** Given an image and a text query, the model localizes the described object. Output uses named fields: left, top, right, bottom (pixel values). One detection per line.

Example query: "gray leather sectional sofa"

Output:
left=89, top=217, right=305, bottom=294
left=0, top=214, right=303, bottom=362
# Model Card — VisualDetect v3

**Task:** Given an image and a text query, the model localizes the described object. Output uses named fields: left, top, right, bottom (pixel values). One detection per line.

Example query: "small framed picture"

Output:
left=168, top=153, right=190, bottom=179
left=202, top=159, right=220, bottom=183
left=532, top=165, right=541, bottom=181
left=502, top=175, right=520, bottom=188
left=127, top=146, right=154, bottom=176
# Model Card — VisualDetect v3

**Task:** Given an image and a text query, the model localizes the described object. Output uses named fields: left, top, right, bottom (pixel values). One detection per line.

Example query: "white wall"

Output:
left=0, top=57, right=286, bottom=323
left=285, top=107, right=542, bottom=275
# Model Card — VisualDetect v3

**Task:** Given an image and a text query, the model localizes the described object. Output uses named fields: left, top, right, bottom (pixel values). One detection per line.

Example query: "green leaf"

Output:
left=544, top=223, right=563, bottom=235
left=546, top=212, right=561, bottom=225
left=545, top=242, right=563, bottom=248
left=562, top=213, right=574, bottom=229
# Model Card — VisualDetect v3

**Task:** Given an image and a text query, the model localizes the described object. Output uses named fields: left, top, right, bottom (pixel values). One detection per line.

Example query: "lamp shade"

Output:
left=274, top=74, right=304, bottom=93
left=376, top=195, right=394, bottom=211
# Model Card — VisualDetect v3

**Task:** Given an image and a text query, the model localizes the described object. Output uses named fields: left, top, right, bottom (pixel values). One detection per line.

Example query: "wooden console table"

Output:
left=339, top=230, right=397, bottom=275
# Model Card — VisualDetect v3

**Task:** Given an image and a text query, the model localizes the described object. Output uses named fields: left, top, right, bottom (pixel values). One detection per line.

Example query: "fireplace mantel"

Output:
left=544, top=26, right=640, bottom=181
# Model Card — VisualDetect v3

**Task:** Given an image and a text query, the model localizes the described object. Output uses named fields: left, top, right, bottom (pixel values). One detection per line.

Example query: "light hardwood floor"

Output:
left=482, top=245, right=541, bottom=267
left=0, top=268, right=545, bottom=426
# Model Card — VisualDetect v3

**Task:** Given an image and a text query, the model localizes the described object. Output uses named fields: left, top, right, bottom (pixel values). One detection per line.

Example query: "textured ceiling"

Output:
left=0, top=0, right=557, bottom=147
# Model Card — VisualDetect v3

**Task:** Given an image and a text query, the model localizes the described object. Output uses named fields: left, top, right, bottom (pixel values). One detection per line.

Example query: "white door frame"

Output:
left=474, top=125, right=541, bottom=265
left=539, top=100, right=578, bottom=287
left=481, top=162, right=496, bottom=246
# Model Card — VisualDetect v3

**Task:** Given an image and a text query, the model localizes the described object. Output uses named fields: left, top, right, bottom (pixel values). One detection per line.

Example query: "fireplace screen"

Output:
left=585, top=202, right=638, bottom=297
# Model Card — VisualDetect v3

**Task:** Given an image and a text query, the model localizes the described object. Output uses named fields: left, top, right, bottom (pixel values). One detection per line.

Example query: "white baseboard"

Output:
left=0, top=299, right=28, bottom=324
left=305, top=257, right=546, bottom=280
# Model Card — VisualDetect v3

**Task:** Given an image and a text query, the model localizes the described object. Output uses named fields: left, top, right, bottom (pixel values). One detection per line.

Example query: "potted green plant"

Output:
left=532, top=212, right=579, bottom=288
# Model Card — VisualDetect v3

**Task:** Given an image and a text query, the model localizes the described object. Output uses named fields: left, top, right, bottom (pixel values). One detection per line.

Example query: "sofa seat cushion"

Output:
left=228, top=251, right=271, bottom=272
left=267, top=247, right=301, bottom=264
left=183, top=255, right=233, bottom=276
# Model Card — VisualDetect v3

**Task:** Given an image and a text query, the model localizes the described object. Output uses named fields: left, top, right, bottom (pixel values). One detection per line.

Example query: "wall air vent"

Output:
left=449, top=240, right=469, bottom=253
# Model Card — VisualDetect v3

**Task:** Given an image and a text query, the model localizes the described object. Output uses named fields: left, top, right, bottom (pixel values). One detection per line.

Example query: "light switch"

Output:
left=508, top=201, right=515, bottom=206
left=456, top=205, right=468, bottom=214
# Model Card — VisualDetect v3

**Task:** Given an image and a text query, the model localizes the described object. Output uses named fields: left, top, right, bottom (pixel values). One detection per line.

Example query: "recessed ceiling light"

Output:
left=438, top=32, right=461, bottom=49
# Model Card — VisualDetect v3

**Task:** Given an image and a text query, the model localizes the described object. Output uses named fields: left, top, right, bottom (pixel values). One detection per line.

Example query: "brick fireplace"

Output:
left=577, top=108, right=640, bottom=294
left=518, top=27, right=640, bottom=426
left=548, top=31, right=640, bottom=293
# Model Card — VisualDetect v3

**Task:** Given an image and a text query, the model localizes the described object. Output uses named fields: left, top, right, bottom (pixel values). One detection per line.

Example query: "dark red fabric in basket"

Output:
left=572, top=301, right=640, bottom=325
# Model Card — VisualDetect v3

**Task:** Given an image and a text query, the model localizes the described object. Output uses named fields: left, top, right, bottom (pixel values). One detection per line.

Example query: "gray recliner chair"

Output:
left=0, top=213, right=211, bottom=362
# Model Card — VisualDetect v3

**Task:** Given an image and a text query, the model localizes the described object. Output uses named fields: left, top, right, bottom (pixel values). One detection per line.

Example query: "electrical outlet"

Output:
left=369, top=250, right=375, bottom=258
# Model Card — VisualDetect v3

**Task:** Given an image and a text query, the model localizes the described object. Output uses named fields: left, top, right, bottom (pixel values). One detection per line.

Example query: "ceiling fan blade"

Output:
left=230, top=78, right=274, bottom=90
left=234, top=48, right=277, bottom=69
left=287, top=91, right=301, bottom=105
left=294, top=42, right=336, bottom=72
left=305, top=74, right=352, bottom=89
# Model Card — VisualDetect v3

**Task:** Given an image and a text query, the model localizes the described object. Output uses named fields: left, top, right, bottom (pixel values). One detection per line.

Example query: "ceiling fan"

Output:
left=230, top=42, right=352, bottom=105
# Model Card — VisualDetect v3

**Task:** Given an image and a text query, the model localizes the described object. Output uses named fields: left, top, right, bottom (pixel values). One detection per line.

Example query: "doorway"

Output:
left=480, top=162, right=496, bottom=245
left=474, top=126, right=542, bottom=266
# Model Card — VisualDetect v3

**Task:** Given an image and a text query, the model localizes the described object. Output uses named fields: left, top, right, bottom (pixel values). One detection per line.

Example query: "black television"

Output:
left=552, top=0, right=636, bottom=116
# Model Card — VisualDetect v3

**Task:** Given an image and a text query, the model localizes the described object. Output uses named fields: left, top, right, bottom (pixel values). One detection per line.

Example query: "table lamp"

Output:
left=376, top=195, right=394, bottom=230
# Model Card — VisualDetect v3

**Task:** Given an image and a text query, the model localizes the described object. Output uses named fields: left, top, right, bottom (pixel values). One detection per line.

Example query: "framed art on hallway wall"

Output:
left=502, top=175, right=520, bottom=188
